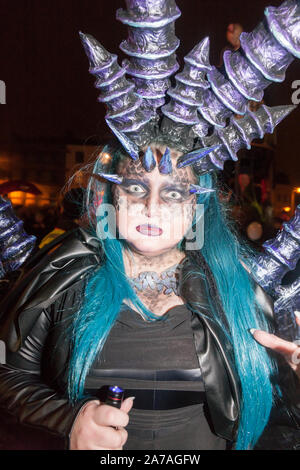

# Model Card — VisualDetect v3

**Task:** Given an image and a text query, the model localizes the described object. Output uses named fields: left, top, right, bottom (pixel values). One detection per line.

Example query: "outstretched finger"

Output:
left=250, top=329, right=298, bottom=355
left=295, top=312, right=300, bottom=327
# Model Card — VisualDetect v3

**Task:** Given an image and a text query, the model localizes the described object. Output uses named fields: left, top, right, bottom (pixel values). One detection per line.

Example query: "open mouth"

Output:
left=136, top=224, right=163, bottom=236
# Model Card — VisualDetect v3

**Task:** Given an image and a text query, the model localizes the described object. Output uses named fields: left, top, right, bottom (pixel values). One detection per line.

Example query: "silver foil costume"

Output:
left=0, top=197, right=36, bottom=279
left=251, top=205, right=300, bottom=341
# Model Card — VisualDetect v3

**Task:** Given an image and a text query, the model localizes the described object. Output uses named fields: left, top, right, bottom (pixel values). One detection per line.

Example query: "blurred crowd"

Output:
left=13, top=188, right=87, bottom=248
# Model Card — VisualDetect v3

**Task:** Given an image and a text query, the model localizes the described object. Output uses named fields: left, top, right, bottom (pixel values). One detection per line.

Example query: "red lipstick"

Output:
left=136, top=224, right=163, bottom=236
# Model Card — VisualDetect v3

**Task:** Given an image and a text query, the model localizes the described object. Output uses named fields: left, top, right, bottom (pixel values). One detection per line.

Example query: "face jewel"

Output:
left=98, top=173, right=124, bottom=185
left=158, top=147, right=173, bottom=174
left=105, top=119, right=140, bottom=161
left=176, top=144, right=221, bottom=169
left=142, top=147, right=156, bottom=172
left=189, top=184, right=215, bottom=195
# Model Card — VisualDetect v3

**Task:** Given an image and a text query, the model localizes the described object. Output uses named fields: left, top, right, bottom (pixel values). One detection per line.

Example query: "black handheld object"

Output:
left=104, top=385, right=124, bottom=409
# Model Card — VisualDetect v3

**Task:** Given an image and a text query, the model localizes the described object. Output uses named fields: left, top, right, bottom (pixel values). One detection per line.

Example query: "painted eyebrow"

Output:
left=121, top=176, right=191, bottom=187
left=121, top=177, right=150, bottom=190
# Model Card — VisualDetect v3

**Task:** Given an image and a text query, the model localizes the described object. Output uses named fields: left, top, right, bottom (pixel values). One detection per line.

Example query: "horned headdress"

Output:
left=79, top=0, right=299, bottom=175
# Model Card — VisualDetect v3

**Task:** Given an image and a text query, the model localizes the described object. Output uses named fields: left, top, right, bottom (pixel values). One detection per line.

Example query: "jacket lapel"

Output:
left=179, top=257, right=241, bottom=441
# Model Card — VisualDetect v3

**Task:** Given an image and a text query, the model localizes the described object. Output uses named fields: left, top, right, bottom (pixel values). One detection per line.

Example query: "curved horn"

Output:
left=162, top=0, right=299, bottom=173
left=249, top=204, right=300, bottom=292
left=117, top=0, right=181, bottom=112
left=193, top=104, right=297, bottom=173
left=0, top=197, right=36, bottom=277
left=79, top=32, right=154, bottom=153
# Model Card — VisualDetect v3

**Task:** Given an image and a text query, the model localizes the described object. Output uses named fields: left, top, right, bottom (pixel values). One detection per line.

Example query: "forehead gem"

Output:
left=158, top=147, right=173, bottom=174
left=142, top=146, right=156, bottom=172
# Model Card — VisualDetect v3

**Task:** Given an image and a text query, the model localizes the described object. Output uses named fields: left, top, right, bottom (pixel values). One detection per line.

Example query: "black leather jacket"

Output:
left=0, top=228, right=299, bottom=450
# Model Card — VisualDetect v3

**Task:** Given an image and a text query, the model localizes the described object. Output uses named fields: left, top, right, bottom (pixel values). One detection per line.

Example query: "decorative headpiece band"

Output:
left=79, top=0, right=299, bottom=176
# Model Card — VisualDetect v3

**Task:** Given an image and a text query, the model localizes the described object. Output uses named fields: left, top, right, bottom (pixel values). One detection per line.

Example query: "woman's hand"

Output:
left=250, top=313, right=300, bottom=380
left=69, top=397, right=134, bottom=450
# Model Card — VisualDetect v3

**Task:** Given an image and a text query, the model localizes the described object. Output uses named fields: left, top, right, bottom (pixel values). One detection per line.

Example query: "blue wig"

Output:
left=67, top=144, right=278, bottom=450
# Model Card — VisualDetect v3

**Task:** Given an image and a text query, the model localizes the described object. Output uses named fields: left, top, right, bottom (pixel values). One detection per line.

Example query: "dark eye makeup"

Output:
left=120, top=178, right=191, bottom=201
left=121, top=179, right=149, bottom=196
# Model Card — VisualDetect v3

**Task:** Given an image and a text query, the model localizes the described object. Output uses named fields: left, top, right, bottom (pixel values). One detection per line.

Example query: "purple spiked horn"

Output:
left=209, top=0, right=299, bottom=126
left=248, top=205, right=300, bottom=341
left=222, top=2, right=299, bottom=106
left=189, top=185, right=215, bottom=195
left=142, top=147, right=157, bottom=172
left=250, top=205, right=300, bottom=292
left=0, top=197, right=36, bottom=277
left=158, top=147, right=172, bottom=174
left=117, top=0, right=181, bottom=112
left=161, top=38, right=213, bottom=152
left=265, top=0, right=300, bottom=58
left=79, top=32, right=154, bottom=153
left=274, top=278, right=300, bottom=341
left=194, top=104, right=297, bottom=174
left=160, top=0, right=299, bottom=174
left=98, top=173, right=124, bottom=185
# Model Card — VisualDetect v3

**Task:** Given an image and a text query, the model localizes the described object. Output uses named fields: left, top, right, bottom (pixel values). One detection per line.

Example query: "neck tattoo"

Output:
left=128, top=260, right=187, bottom=296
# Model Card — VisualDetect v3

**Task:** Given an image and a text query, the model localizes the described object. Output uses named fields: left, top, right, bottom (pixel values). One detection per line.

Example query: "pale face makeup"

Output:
left=111, top=145, right=198, bottom=257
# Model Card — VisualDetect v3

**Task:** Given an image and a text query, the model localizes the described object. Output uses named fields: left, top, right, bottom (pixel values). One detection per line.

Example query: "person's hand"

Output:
left=250, top=313, right=300, bottom=380
left=69, top=396, right=134, bottom=450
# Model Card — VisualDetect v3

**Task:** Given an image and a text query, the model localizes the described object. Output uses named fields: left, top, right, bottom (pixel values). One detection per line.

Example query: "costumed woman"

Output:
left=0, top=0, right=300, bottom=451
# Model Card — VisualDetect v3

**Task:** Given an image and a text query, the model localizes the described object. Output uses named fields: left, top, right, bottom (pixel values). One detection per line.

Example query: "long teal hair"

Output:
left=67, top=144, right=278, bottom=450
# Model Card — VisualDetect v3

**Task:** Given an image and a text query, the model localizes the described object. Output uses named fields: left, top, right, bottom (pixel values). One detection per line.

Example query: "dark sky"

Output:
left=0, top=0, right=299, bottom=183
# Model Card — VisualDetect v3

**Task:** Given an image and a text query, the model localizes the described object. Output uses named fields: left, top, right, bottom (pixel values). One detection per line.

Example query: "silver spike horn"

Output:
left=79, top=32, right=155, bottom=153
left=0, top=197, right=36, bottom=277
left=117, top=0, right=181, bottom=112
left=98, top=173, right=124, bottom=185
left=142, top=146, right=157, bottom=172
left=249, top=204, right=300, bottom=293
left=193, top=104, right=297, bottom=174
left=248, top=204, right=300, bottom=341
left=274, top=278, right=300, bottom=341
left=160, top=0, right=299, bottom=173
left=158, top=147, right=173, bottom=174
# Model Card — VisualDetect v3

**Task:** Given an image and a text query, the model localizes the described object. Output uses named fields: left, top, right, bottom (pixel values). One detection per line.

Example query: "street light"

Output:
left=291, top=187, right=300, bottom=213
